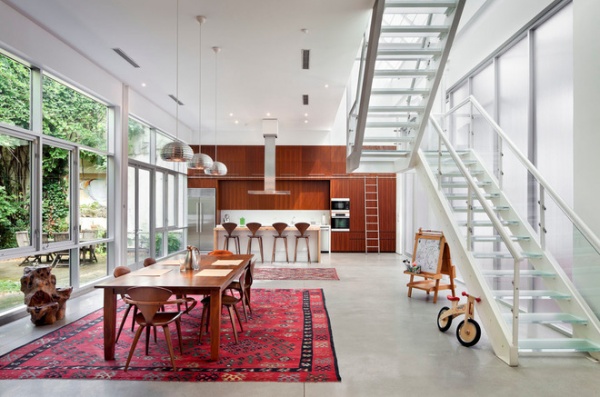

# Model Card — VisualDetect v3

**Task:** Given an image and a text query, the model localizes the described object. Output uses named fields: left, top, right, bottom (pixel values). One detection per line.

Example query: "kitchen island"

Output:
left=213, top=224, right=321, bottom=263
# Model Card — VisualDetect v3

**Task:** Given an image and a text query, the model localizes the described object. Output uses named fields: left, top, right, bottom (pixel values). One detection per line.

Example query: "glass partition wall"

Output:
left=0, top=50, right=113, bottom=316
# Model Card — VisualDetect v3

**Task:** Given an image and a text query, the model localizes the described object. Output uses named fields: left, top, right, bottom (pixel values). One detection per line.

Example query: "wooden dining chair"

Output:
left=123, top=286, right=197, bottom=372
left=143, top=257, right=156, bottom=267
left=208, top=249, right=233, bottom=256
left=226, top=260, right=256, bottom=319
left=198, top=269, right=247, bottom=345
left=114, top=265, right=135, bottom=343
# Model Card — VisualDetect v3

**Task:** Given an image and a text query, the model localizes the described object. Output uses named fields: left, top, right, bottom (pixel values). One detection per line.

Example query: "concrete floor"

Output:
left=1, top=253, right=599, bottom=396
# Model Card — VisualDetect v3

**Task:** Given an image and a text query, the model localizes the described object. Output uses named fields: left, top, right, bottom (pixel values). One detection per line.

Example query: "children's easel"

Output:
left=405, top=228, right=456, bottom=303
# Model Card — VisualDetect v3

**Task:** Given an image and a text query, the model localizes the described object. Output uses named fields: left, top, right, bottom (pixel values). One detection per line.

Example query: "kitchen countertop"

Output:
left=214, top=225, right=322, bottom=231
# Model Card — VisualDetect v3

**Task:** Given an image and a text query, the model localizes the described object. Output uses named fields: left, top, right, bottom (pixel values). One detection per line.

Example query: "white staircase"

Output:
left=347, top=0, right=465, bottom=173
left=413, top=104, right=600, bottom=366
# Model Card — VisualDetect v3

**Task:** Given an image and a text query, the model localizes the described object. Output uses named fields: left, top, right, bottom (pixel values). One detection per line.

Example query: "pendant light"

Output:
left=205, top=46, right=228, bottom=176
left=160, top=0, right=193, bottom=162
left=188, top=15, right=214, bottom=170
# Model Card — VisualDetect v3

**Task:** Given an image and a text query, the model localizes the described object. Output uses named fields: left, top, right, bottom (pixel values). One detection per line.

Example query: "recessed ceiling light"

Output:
left=229, top=112, right=234, bottom=117
left=141, top=83, right=146, bottom=87
left=234, top=120, right=239, bottom=124
left=266, top=112, right=271, bottom=117
left=324, top=84, right=329, bottom=88
left=304, top=113, right=308, bottom=117
left=304, top=119, right=308, bottom=124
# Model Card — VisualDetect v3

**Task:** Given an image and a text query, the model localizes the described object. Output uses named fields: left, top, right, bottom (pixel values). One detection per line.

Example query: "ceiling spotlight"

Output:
left=304, top=119, right=308, bottom=124
left=324, top=84, right=329, bottom=88
left=141, top=83, right=146, bottom=87
left=229, top=112, right=234, bottom=117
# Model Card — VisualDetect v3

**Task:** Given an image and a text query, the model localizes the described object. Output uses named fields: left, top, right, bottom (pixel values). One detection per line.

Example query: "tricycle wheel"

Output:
left=456, top=319, right=481, bottom=347
left=437, top=306, right=452, bottom=332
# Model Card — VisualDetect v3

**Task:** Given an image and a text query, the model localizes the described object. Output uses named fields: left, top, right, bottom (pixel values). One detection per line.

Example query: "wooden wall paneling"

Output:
left=219, top=180, right=329, bottom=210
left=378, top=177, right=396, bottom=233
left=331, top=231, right=350, bottom=252
left=276, top=146, right=302, bottom=176
left=330, top=178, right=349, bottom=199
left=188, top=178, right=218, bottom=189
left=216, top=146, right=246, bottom=176
left=245, top=145, right=264, bottom=177
left=349, top=178, right=365, bottom=232
left=302, top=146, right=331, bottom=176
left=330, top=146, right=347, bottom=175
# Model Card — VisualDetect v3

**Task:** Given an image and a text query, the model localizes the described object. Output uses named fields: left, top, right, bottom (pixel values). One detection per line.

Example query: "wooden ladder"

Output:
left=365, top=176, right=380, bottom=253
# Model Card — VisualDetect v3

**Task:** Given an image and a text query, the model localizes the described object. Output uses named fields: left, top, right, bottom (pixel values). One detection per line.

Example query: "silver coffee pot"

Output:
left=181, top=245, right=200, bottom=271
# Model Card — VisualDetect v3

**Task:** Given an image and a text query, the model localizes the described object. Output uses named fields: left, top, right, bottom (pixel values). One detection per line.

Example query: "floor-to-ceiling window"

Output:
left=127, top=118, right=187, bottom=267
left=0, top=50, right=113, bottom=317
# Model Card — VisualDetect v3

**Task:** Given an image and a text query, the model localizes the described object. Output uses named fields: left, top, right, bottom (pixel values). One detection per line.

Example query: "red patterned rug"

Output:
left=0, top=289, right=340, bottom=382
left=254, top=268, right=339, bottom=280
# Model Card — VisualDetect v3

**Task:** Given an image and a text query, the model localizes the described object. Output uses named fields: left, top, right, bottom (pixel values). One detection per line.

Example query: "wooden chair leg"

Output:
left=175, top=319, right=183, bottom=354
left=294, top=238, right=299, bottom=263
left=162, top=325, right=177, bottom=371
left=116, top=304, right=133, bottom=343
left=227, top=305, right=239, bottom=344
left=306, top=237, right=311, bottom=263
left=284, top=238, right=289, bottom=263
left=258, top=238, right=264, bottom=263
left=125, top=325, right=145, bottom=372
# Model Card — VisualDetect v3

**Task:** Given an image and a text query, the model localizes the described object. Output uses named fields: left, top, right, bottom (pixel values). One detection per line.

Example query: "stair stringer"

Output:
left=453, top=150, right=600, bottom=359
left=414, top=150, right=519, bottom=366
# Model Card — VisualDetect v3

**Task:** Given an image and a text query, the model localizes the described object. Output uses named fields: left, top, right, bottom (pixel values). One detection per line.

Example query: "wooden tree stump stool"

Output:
left=20, top=265, right=73, bottom=325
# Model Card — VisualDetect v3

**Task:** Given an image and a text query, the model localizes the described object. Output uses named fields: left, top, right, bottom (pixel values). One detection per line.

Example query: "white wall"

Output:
left=446, top=0, right=555, bottom=87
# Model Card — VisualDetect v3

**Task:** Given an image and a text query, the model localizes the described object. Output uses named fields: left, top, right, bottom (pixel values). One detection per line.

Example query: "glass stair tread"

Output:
left=473, top=252, right=542, bottom=259
left=380, top=25, right=450, bottom=35
left=518, top=338, right=600, bottom=352
left=446, top=193, right=500, bottom=200
left=492, top=290, right=571, bottom=299
left=481, top=269, right=553, bottom=277
left=472, top=235, right=530, bottom=242
left=442, top=181, right=491, bottom=187
left=361, top=150, right=410, bottom=158
left=502, top=313, right=587, bottom=324
left=374, top=69, right=436, bottom=77
left=437, top=170, right=484, bottom=177
left=377, top=48, right=443, bottom=57
left=459, top=220, right=518, bottom=226
left=371, top=88, right=430, bottom=96
left=453, top=205, right=509, bottom=212
left=368, top=105, right=426, bottom=113
left=385, top=1, right=459, bottom=12
left=363, top=137, right=415, bottom=144
left=366, top=121, right=419, bottom=129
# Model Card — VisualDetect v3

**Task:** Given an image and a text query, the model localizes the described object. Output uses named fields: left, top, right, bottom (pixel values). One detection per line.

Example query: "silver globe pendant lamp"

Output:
left=160, top=0, right=193, bottom=163
left=188, top=15, right=213, bottom=170
left=205, top=46, right=227, bottom=176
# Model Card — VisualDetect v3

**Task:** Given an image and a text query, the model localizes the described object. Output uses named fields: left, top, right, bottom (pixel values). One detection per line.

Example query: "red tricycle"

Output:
left=436, top=291, right=482, bottom=347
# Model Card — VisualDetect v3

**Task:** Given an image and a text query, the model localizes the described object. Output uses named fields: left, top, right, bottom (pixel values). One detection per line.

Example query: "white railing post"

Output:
left=512, top=258, right=521, bottom=348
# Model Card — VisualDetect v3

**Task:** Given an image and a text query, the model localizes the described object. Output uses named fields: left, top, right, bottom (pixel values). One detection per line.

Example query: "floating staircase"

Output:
left=347, top=0, right=466, bottom=173
left=416, top=138, right=600, bottom=365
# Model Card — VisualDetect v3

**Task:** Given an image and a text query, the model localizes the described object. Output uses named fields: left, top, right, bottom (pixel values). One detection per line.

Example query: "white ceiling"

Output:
left=4, top=0, right=374, bottom=143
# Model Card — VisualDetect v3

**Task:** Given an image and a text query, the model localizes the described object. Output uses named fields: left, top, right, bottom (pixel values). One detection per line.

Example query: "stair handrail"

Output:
left=429, top=117, right=525, bottom=349
left=445, top=95, right=600, bottom=258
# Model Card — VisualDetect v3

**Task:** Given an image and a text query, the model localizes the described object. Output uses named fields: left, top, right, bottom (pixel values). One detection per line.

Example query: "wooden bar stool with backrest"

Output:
left=293, top=222, right=311, bottom=263
left=246, top=222, right=264, bottom=263
left=222, top=222, right=240, bottom=254
left=271, top=222, right=289, bottom=263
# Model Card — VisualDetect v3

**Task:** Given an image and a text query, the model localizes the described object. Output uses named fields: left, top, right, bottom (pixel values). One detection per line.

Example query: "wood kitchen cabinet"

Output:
left=276, top=146, right=302, bottom=177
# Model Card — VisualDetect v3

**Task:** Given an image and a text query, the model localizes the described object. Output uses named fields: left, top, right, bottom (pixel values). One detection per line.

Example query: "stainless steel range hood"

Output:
left=248, top=119, right=291, bottom=195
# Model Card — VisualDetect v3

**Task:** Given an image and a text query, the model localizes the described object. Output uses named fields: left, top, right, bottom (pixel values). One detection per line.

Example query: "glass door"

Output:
left=127, top=165, right=152, bottom=266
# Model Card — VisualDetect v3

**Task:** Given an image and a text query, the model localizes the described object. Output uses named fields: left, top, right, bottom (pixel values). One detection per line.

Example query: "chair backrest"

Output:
left=295, top=222, right=310, bottom=236
left=124, top=286, right=173, bottom=324
left=15, top=231, right=30, bottom=247
left=143, top=257, right=157, bottom=267
left=246, top=222, right=262, bottom=236
left=209, top=249, right=233, bottom=256
left=272, top=222, right=288, bottom=236
left=113, top=265, right=131, bottom=278
left=245, top=261, right=256, bottom=289
left=222, top=222, right=238, bottom=236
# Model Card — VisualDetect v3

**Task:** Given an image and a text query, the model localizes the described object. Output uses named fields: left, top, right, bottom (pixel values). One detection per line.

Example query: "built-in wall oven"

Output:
left=331, top=198, right=350, bottom=211
left=331, top=211, right=350, bottom=231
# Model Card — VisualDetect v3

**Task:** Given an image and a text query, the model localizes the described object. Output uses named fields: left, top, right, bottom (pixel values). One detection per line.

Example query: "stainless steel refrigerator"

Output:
left=187, top=188, right=216, bottom=252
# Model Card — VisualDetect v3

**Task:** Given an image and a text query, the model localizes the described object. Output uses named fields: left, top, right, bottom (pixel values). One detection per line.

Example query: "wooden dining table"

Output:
left=95, top=254, right=253, bottom=361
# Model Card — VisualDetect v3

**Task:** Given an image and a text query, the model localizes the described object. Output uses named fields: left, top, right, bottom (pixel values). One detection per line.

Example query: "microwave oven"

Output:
left=331, top=198, right=350, bottom=211
left=331, top=212, right=350, bottom=231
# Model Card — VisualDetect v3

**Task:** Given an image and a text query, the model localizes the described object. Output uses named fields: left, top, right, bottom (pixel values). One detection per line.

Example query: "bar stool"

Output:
left=293, top=222, right=311, bottom=263
left=271, top=222, right=289, bottom=263
left=222, top=222, right=240, bottom=254
left=246, top=222, right=264, bottom=263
